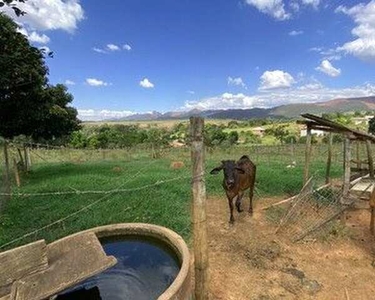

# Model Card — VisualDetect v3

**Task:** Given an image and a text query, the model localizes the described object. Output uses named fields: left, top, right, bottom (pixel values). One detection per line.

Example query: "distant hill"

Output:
left=113, top=96, right=375, bottom=121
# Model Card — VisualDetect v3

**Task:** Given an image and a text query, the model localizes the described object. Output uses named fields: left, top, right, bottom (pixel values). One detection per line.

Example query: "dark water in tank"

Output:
left=56, top=235, right=181, bottom=300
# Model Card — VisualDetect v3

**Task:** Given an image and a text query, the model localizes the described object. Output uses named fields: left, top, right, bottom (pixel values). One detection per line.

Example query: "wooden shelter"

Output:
left=299, top=114, right=375, bottom=232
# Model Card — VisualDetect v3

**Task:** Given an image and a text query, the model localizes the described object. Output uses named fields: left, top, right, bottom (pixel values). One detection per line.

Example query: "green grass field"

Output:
left=0, top=145, right=344, bottom=250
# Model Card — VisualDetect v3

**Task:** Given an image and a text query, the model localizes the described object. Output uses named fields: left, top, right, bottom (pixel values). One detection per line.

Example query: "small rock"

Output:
left=302, top=279, right=322, bottom=295
left=281, top=268, right=305, bottom=280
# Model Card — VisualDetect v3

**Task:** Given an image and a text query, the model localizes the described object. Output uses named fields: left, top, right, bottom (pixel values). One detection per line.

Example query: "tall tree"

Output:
left=33, top=84, right=81, bottom=140
left=0, top=13, right=48, bottom=139
left=0, top=13, right=80, bottom=141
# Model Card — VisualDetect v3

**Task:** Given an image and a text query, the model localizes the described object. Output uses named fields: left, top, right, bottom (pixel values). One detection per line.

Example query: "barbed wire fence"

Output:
left=1, top=133, right=375, bottom=251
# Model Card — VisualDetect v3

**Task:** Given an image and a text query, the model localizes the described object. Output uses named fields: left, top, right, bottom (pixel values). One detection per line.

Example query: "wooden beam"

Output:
left=304, top=125, right=312, bottom=184
left=326, top=133, right=333, bottom=184
left=190, top=116, right=209, bottom=300
left=366, top=140, right=374, bottom=178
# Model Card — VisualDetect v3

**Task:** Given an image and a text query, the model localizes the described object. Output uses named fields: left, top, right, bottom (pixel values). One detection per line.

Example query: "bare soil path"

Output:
left=207, top=196, right=375, bottom=300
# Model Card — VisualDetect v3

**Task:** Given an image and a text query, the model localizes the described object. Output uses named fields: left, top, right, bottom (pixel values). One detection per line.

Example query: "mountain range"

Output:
left=114, top=96, right=375, bottom=121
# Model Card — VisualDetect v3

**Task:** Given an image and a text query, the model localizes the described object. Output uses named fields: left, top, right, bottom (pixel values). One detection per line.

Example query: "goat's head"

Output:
left=210, top=160, right=245, bottom=189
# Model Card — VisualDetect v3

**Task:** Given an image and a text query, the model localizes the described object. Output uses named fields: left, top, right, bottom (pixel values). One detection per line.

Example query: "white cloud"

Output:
left=187, top=90, right=195, bottom=95
left=309, top=47, right=342, bottom=61
left=17, top=28, right=50, bottom=44
left=86, top=78, right=109, bottom=87
left=92, top=47, right=106, bottom=54
left=183, top=83, right=375, bottom=110
left=4, top=0, right=84, bottom=33
left=301, top=0, right=320, bottom=9
left=78, top=109, right=136, bottom=121
left=259, top=70, right=295, bottom=90
left=28, top=31, right=50, bottom=44
left=65, top=80, right=76, bottom=86
left=336, top=1, right=375, bottom=61
left=244, top=0, right=291, bottom=20
left=107, top=44, right=120, bottom=51
left=123, top=44, right=132, bottom=51
left=227, top=76, right=246, bottom=88
left=315, top=60, right=341, bottom=77
left=289, top=30, right=303, bottom=36
left=93, top=43, right=132, bottom=53
left=139, top=78, right=154, bottom=89
left=290, top=2, right=300, bottom=12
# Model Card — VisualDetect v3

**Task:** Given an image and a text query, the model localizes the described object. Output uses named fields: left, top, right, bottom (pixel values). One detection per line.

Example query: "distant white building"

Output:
left=300, top=128, right=326, bottom=137
left=251, top=126, right=266, bottom=137
left=353, top=116, right=374, bottom=125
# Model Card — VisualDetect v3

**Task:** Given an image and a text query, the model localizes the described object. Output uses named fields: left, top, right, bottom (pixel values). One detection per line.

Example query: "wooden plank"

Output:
left=0, top=240, right=48, bottom=298
left=13, top=232, right=116, bottom=300
left=190, top=117, right=209, bottom=300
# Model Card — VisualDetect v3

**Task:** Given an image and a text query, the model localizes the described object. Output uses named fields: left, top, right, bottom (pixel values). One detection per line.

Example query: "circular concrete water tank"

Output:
left=52, top=223, right=192, bottom=300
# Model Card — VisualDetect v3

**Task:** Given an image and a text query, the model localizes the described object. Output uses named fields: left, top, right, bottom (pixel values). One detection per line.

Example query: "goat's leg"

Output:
left=236, top=191, right=244, bottom=213
left=227, top=195, right=235, bottom=223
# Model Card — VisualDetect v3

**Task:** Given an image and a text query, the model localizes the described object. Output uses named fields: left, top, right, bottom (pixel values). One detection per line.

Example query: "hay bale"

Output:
left=112, top=166, right=123, bottom=173
left=170, top=161, right=185, bottom=169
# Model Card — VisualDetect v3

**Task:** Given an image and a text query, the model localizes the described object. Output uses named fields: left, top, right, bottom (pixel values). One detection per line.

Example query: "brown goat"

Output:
left=210, top=155, right=256, bottom=223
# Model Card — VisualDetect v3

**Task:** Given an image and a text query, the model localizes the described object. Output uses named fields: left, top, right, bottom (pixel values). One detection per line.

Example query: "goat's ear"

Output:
left=210, top=166, right=223, bottom=175
left=235, top=167, right=245, bottom=174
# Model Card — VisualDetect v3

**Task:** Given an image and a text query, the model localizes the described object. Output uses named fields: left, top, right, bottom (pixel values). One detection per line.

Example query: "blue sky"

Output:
left=4, top=0, right=375, bottom=120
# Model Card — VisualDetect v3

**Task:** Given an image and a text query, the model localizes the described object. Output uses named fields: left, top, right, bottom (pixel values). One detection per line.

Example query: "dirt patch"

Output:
left=207, top=196, right=375, bottom=299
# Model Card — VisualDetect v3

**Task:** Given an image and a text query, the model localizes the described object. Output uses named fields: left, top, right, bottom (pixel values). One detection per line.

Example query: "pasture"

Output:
left=0, top=144, right=343, bottom=250
left=2, top=143, right=375, bottom=299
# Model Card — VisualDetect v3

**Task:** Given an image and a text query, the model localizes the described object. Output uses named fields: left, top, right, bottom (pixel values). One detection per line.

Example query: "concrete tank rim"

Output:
left=48, top=223, right=191, bottom=300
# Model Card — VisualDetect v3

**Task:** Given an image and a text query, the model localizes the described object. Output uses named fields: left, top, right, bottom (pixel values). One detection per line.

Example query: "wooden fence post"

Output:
left=366, top=140, right=374, bottom=178
left=190, top=117, right=209, bottom=300
left=341, top=136, right=351, bottom=224
left=326, top=133, right=333, bottom=184
left=356, top=141, right=361, bottom=170
left=304, top=125, right=312, bottom=184
left=1, top=141, right=11, bottom=213
left=24, top=145, right=31, bottom=171
left=13, top=158, right=20, bottom=187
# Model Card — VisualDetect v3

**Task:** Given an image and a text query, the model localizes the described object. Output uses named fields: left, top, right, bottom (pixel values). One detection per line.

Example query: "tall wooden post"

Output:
left=190, top=117, right=209, bottom=300
left=343, top=136, right=351, bottom=198
left=356, top=141, right=361, bottom=170
left=23, top=145, right=31, bottom=172
left=1, top=141, right=11, bottom=213
left=366, top=140, right=374, bottom=178
left=341, top=136, right=351, bottom=224
left=13, top=158, right=20, bottom=187
left=304, top=125, right=312, bottom=184
left=326, top=133, right=333, bottom=184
